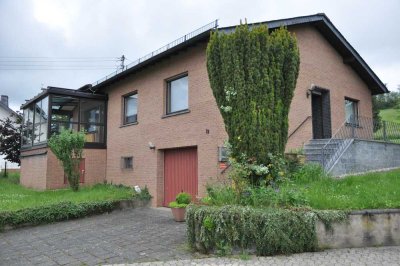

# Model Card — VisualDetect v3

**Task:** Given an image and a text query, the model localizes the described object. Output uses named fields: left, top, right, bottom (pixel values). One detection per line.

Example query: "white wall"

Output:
left=0, top=106, right=20, bottom=170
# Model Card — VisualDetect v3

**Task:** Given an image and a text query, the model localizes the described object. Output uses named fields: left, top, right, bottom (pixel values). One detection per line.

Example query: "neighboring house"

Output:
left=0, top=95, right=20, bottom=171
left=19, top=14, right=388, bottom=206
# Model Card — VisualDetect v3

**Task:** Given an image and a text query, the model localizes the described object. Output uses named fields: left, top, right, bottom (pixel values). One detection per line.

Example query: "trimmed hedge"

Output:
left=0, top=201, right=118, bottom=230
left=186, top=205, right=346, bottom=256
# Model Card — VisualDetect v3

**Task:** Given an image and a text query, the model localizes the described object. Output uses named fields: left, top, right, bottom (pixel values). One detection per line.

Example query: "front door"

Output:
left=311, top=89, right=332, bottom=139
left=164, top=147, right=198, bottom=207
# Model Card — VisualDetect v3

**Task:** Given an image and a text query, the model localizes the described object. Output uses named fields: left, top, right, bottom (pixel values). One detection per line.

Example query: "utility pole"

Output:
left=120, top=55, right=125, bottom=70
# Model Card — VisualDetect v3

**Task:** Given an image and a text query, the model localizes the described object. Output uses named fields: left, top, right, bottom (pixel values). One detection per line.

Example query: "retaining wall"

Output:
left=330, top=140, right=400, bottom=176
left=317, top=209, right=400, bottom=249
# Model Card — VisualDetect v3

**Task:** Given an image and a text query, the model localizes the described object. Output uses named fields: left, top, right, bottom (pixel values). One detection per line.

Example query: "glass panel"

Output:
left=80, top=99, right=105, bottom=124
left=51, top=96, right=79, bottom=122
left=345, top=99, right=358, bottom=124
left=33, top=100, right=42, bottom=144
left=50, top=122, right=79, bottom=136
left=169, top=76, right=188, bottom=113
left=124, top=94, right=137, bottom=124
left=80, top=124, right=104, bottom=143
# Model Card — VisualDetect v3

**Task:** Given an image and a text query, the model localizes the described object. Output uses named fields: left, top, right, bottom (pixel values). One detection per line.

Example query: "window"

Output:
left=80, top=99, right=105, bottom=143
left=123, top=93, right=138, bottom=125
left=345, top=98, right=359, bottom=125
left=121, top=156, right=133, bottom=169
left=218, top=146, right=229, bottom=162
left=167, top=75, right=188, bottom=114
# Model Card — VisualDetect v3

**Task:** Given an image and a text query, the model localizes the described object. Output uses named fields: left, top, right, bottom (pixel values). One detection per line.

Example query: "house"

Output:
left=19, top=14, right=389, bottom=206
left=0, top=95, right=20, bottom=171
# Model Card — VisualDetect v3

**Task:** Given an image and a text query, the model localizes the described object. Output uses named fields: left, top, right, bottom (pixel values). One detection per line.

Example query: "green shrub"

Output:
left=207, top=24, right=300, bottom=167
left=176, top=192, right=191, bottom=204
left=48, top=129, right=85, bottom=191
left=186, top=205, right=346, bottom=256
left=169, top=192, right=192, bottom=208
left=132, top=186, right=152, bottom=201
left=0, top=201, right=117, bottom=230
left=292, top=163, right=329, bottom=183
left=206, top=184, right=308, bottom=208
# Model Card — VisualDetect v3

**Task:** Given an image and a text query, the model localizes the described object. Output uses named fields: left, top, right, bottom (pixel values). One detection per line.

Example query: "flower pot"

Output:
left=171, top=207, right=186, bottom=222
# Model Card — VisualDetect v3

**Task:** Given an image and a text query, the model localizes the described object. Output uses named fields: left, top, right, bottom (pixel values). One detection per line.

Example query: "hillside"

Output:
left=379, top=108, right=400, bottom=123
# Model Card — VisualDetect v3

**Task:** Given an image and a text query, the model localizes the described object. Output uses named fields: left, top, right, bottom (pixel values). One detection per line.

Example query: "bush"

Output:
left=292, top=163, right=329, bottom=183
left=48, top=129, right=85, bottom=191
left=186, top=205, right=346, bottom=256
left=0, top=201, right=117, bottom=230
left=169, top=192, right=191, bottom=208
left=206, top=184, right=308, bottom=208
left=132, top=186, right=152, bottom=201
left=176, top=192, right=191, bottom=204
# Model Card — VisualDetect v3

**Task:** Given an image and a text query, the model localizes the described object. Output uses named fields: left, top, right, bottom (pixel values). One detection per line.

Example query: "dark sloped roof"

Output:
left=0, top=100, right=19, bottom=117
left=81, top=13, right=387, bottom=95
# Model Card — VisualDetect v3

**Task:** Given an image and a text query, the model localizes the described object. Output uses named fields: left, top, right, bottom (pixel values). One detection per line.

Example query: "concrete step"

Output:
left=303, top=147, right=336, bottom=155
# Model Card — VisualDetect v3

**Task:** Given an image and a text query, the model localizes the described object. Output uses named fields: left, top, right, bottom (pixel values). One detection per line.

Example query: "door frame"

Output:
left=311, top=86, right=332, bottom=139
left=163, top=146, right=198, bottom=207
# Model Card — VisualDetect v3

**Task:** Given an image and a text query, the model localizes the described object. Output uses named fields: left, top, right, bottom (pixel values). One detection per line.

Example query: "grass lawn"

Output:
left=289, top=168, right=400, bottom=210
left=379, top=108, right=400, bottom=123
left=0, top=172, right=134, bottom=212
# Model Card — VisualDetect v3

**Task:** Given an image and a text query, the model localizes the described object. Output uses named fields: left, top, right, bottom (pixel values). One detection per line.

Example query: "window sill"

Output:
left=120, top=121, right=138, bottom=128
left=162, top=109, right=190, bottom=119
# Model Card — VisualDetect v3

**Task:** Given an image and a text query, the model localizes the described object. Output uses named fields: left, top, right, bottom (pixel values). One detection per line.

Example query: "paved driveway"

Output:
left=1, top=208, right=400, bottom=266
left=0, top=208, right=194, bottom=265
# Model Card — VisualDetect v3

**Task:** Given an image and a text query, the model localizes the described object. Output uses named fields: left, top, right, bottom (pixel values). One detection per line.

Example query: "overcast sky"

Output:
left=0, top=0, right=399, bottom=111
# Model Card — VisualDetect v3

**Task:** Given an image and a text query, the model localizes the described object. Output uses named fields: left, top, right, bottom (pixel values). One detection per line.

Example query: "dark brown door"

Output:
left=164, top=147, right=198, bottom=207
left=311, top=89, right=332, bottom=139
left=64, top=159, right=85, bottom=184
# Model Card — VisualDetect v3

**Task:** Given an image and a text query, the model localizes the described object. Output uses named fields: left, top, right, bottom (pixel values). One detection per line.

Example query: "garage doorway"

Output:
left=163, top=147, right=198, bottom=207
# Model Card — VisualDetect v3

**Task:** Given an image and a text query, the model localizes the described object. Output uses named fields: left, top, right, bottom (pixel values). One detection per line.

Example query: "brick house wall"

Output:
left=20, top=148, right=106, bottom=190
left=286, top=25, right=372, bottom=150
left=19, top=23, right=374, bottom=205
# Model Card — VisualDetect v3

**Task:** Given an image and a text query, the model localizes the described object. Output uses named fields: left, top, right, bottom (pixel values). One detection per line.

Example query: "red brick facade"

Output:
left=20, top=24, right=374, bottom=205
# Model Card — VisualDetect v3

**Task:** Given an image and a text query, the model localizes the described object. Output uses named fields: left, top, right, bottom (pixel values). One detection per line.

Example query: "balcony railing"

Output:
left=92, top=20, right=218, bottom=87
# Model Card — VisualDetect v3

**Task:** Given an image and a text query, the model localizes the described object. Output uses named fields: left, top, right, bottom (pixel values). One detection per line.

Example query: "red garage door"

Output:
left=164, top=147, right=198, bottom=207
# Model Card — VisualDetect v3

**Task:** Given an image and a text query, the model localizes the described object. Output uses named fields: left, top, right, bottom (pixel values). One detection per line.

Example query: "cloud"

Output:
left=0, top=0, right=399, bottom=110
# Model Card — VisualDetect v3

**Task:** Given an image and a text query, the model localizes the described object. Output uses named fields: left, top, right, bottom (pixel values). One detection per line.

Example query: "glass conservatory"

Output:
left=21, top=87, right=107, bottom=149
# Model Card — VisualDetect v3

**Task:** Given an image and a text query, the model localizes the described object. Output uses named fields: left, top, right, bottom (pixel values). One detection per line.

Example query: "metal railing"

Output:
left=322, top=115, right=400, bottom=171
left=288, top=116, right=312, bottom=140
left=92, top=20, right=218, bottom=87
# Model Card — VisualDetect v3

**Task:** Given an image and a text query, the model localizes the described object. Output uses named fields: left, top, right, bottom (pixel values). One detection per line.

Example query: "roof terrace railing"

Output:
left=92, top=19, right=218, bottom=87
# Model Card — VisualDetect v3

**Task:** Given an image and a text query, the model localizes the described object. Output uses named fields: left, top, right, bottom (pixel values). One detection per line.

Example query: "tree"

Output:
left=48, top=129, right=85, bottom=191
left=0, top=113, right=23, bottom=166
left=207, top=24, right=300, bottom=168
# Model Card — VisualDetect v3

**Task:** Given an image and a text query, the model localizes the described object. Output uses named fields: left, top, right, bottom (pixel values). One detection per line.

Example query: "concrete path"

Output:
left=1, top=207, right=399, bottom=266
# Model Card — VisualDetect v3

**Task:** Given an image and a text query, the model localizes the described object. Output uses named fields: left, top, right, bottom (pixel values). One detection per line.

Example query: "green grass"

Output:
left=289, top=168, right=400, bottom=210
left=380, top=108, right=400, bottom=123
left=0, top=173, right=134, bottom=212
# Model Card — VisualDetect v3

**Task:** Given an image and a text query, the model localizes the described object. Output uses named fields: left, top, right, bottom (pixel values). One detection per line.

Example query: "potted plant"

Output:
left=169, top=192, right=191, bottom=222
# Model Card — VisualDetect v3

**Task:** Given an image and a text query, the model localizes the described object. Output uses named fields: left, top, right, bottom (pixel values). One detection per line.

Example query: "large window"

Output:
left=123, top=93, right=138, bottom=125
left=167, top=75, right=188, bottom=114
left=345, top=98, right=359, bottom=124
left=22, top=91, right=106, bottom=148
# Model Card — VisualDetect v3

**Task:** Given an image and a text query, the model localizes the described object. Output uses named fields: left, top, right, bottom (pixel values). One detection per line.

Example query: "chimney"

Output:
left=1, top=95, right=8, bottom=107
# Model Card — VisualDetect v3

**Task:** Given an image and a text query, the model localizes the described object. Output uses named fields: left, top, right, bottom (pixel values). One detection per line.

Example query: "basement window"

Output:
left=121, top=156, right=133, bottom=169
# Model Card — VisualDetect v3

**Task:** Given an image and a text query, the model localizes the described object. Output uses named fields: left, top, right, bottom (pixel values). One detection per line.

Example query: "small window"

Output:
left=218, top=146, right=229, bottom=162
left=167, top=75, right=188, bottom=114
left=123, top=93, right=138, bottom=125
left=121, top=156, right=133, bottom=169
left=345, top=98, right=359, bottom=125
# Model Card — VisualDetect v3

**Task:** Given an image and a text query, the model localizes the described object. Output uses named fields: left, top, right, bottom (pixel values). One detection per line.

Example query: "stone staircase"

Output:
left=304, top=139, right=352, bottom=171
